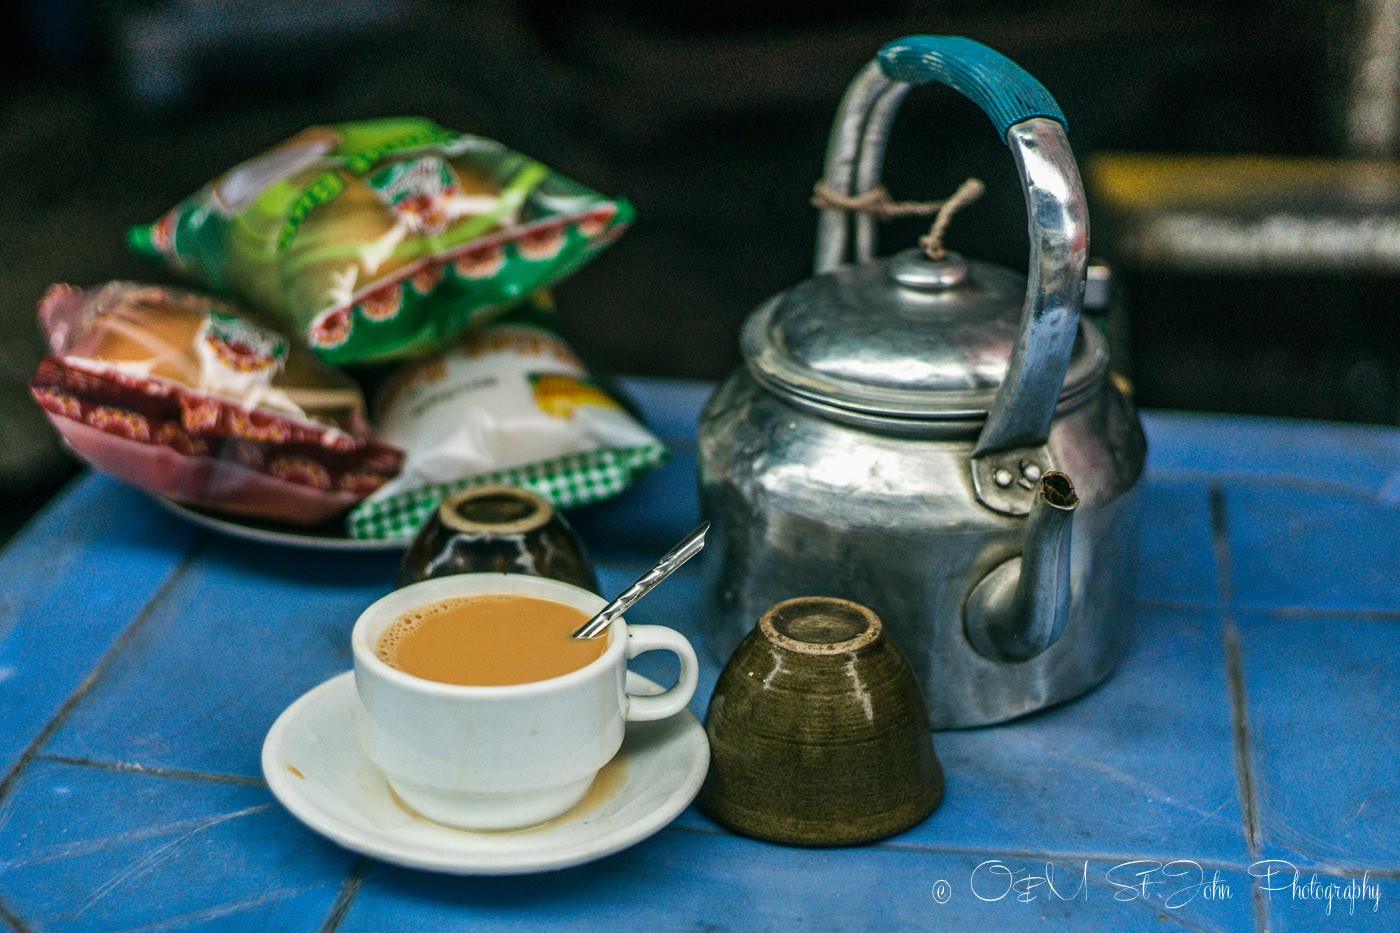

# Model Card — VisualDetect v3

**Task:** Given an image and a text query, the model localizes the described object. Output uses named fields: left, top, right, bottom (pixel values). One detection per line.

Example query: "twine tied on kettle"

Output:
left=811, top=177, right=985, bottom=261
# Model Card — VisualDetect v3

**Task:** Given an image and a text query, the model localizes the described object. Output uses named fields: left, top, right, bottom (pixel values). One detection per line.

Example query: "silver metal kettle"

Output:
left=697, top=36, right=1147, bottom=728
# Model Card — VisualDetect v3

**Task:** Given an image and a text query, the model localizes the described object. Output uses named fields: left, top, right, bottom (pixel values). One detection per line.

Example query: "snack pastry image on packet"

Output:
left=29, top=282, right=403, bottom=527
left=128, top=117, right=632, bottom=365
left=349, top=303, right=666, bottom=542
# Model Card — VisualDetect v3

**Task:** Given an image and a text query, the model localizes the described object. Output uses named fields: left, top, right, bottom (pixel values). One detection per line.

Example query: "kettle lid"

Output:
left=741, top=247, right=1106, bottom=426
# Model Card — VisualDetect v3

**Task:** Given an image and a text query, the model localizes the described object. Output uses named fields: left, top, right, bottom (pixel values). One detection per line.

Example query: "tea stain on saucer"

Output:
left=556, top=755, right=628, bottom=824
left=385, top=756, right=630, bottom=834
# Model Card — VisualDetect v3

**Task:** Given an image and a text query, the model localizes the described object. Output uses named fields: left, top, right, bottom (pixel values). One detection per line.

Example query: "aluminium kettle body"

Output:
left=697, top=36, right=1147, bottom=728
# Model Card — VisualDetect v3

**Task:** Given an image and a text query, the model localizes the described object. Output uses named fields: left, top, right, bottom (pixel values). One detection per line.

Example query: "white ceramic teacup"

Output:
left=351, top=572, right=699, bottom=830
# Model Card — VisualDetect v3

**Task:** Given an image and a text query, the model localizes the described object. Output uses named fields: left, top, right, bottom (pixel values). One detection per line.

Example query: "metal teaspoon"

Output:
left=571, top=521, right=710, bottom=639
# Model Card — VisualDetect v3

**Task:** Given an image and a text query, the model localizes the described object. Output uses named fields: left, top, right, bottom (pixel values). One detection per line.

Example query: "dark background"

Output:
left=2, top=0, right=1397, bottom=541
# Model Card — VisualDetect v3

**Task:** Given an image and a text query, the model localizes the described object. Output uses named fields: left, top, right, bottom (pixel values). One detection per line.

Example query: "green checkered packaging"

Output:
left=347, top=443, right=666, bottom=542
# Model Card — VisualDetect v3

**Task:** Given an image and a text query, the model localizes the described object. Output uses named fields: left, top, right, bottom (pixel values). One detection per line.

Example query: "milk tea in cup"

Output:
left=375, top=593, right=606, bottom=686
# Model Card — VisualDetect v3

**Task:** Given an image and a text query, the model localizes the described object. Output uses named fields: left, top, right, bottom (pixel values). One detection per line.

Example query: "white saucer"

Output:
left=262, top=671, right=710, bottom=875
left=153, top=496, right=403, bottom=552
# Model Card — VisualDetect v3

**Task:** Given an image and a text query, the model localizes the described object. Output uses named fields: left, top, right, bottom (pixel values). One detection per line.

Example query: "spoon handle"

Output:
left=572, top=521, right=710, bottom=639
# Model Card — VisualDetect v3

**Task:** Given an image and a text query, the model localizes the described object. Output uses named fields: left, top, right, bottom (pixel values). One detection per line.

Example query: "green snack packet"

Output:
left=128, top=117, right=632, bottom=365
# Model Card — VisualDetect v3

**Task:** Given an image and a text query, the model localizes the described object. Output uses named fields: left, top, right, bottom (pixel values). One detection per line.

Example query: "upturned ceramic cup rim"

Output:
left=352, top=572, right=623, bottom=699
left=436, top=484, right=556, bottom=536
left=757, top=596, right=883, bottom=656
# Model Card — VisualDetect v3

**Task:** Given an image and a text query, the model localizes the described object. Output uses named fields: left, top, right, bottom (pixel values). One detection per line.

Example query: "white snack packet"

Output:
left=348, top=317, right=665, bottom=540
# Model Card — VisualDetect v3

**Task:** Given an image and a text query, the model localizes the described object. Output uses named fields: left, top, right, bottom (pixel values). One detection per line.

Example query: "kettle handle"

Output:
left=815, top=36, right=1088, bottom=459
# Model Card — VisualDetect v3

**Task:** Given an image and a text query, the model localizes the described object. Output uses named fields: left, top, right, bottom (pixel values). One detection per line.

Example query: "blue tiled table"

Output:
left=1, top=378, right=1397, bottom=931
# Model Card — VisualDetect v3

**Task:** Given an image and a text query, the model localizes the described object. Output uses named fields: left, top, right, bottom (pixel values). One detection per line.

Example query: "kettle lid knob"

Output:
left=888, top=250, right=969, bottom=290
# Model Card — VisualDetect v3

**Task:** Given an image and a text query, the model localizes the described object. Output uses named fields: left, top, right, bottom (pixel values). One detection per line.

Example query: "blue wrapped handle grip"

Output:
left=877, top=35, right=1066, bottom=140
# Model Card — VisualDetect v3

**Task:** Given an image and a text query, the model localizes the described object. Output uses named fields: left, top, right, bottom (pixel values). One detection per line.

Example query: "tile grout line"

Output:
left=1134, top=597, right=1220, bottom=612
left=35, top=754, right=265, bottom=787
left=1210, top=484, right=1269, bottom=933
left=1255, top=605, right=1400, bottom=623
left=0, top=538, right=208, bottom=804
left=317, top=858, right=370, bottom=933
left=0, top=894, right=32, bottom=933
left=1135, top=597, right=1400, bottom=624
left=666, top=822, right=1400, bottom=879
left=1223, top=631, right=1261, bottom=858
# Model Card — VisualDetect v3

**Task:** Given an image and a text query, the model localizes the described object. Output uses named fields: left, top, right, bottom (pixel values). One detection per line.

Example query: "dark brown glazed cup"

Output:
left=395, top=485, right=599, bottom=593
left=698, top=596, right=943, bottom=846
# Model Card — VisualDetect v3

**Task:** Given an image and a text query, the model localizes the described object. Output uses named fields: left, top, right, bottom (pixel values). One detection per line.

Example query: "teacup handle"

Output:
left=624, top=625, right=700, bottom=722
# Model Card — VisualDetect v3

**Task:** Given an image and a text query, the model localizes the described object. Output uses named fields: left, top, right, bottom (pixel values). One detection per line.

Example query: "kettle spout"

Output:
left=964, top=471, right=1079, bottom=662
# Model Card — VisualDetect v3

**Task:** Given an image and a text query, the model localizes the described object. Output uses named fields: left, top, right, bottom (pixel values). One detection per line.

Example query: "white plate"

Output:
left=262, top=671, right=710, bottom=875
left=153, top=497, right=405, bottom=552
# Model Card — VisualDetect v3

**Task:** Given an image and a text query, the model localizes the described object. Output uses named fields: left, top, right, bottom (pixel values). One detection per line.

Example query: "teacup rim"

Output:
left=351, top=572, right=624, bottom=696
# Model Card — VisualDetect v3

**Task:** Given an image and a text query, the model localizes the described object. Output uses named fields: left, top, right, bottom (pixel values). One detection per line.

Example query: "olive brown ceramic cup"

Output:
left=397, top=484, right=599, bottom=592
left=698, top=596, right=943, bottom=846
